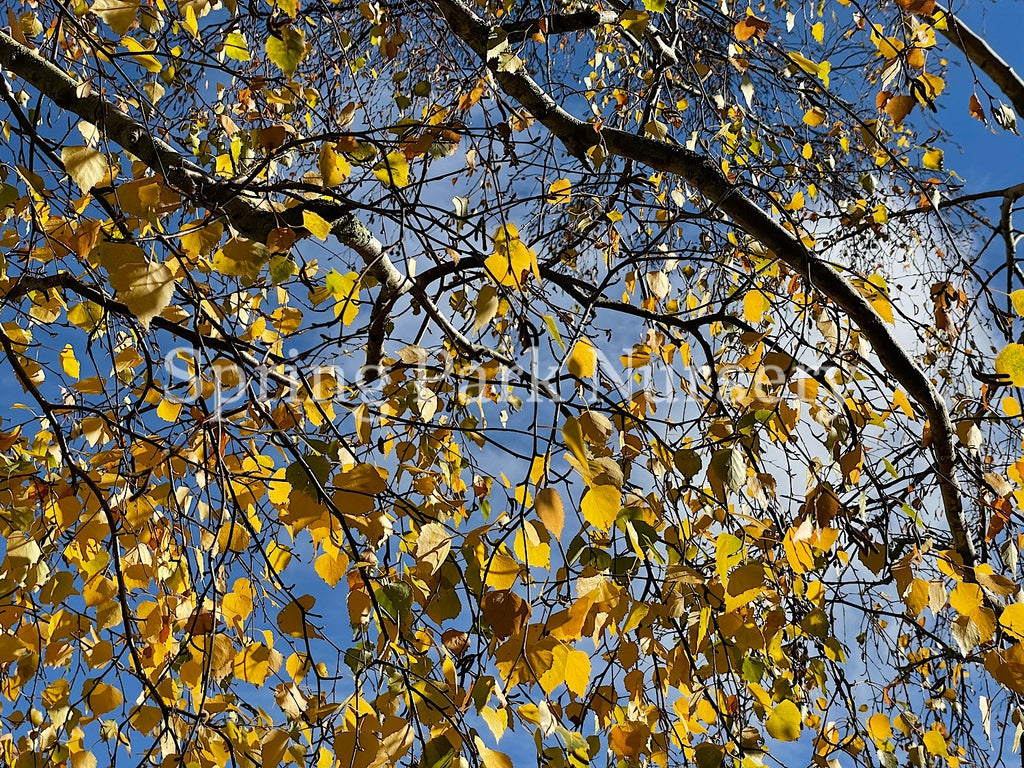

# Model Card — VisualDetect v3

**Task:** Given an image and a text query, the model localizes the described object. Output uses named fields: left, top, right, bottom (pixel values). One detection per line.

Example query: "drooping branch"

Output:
left=0, top=32, right=382, bottom=254
left=435, top=0, right=978, bottom=569
left=0, top=31, right=522, bottom=377
left=934, top=4, right=1024, bottom=126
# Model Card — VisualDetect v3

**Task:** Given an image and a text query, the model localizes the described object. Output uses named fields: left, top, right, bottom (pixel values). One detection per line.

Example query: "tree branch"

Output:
left=0, top=31, right=516, bottom=380
left=0, top=31, right=390, bottom=278
left=435, top=0, right=978, bottom=570
left=934, top=4, right=1024, bottom=126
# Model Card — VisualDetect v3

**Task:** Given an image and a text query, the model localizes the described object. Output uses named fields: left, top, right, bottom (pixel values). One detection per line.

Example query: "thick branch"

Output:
left=0, top=32, right=387, bottom=265
left=500, top=9, right=618, bottom=39
left=435, top=0, right=977, bottom=569
left=0, top=32, right=508, bottom=375
left=935, top=4, right=1024, bottom=125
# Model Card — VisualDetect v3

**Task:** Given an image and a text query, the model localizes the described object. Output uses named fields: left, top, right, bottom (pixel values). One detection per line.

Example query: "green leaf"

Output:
left=223, top=32, right=250, bottom=61
left=269, top=255, right=297, bottom=285
left=265, top=27, right=307, bottom=75
left=0, top=184, right=19, bottom=207
left=419, top=736, right=456, bottom=768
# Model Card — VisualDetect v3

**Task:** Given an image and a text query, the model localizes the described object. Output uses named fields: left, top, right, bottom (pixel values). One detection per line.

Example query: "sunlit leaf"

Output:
left=265, top=26, right=307, bottom=75
left=765, top=700, right=801, bottom=742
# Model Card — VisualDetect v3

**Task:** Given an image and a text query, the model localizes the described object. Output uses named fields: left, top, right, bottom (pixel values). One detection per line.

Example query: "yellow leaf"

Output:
left=61, top=146, right=109, bottom=193
left=216, top=523, right=250, bottom=553
left=122, top=37, right=162, bottom=73
left=87, top=682, right=123, bottom=716
left=484, top=549, right=520, bottom=590
left=265, top=26, right=306, bottom=75
left=105, top=252, right=175, bottom=329
left=315, top=550, right=349, bottom=587
left=568, top=337, right=597, bottom=379
left=743, top=290, right=770, bottom=323
left=156, top=398, right=182, bottom=422
left=580, top=484, right=620, bottom=532
left=373, top=151, right=410, bottom=187
left=319, top=143, right=352, bottom=187
left=803, top=107, right=826, bottom=127
left=223, top=31, right=250, bottom=61
left=1003, top=396, right=1021, bottom=417
left=234, top=643, right=278, bottom=686
left=923, top=148, right=944, bottom=170
left=92, top=0, right=140, bottom=36
left=811, top=21, right=824, bottom=43
left=620, top=10, right=650, bottom=36
left=277, top=594, right=321, bottom=638
left=922, top=729, right=946, bottom=756
left=485, top=223, right=540, bottom=290
left=214, top=237, right=270, bottom=280
left=866, top=713, right=893, bottom=742
left=918, top=73, right=945, bottom=100
left=546, top=178, right=572, bottom=205
left=303, top=209, right=334, bottom=240
left=891, top=389, right=915, bottom=419
left=266, top=541, right=292, bottom=573
left=564, top=649, right=590, bottom=696
left=60, top=344, right=80, bottom=379
left=222, top=577, right=254, bottom=631
left=183, top=5, right=200, bottom=39
left=326, top=270, right=361, bottom=326
left=1010, top=290, right=1024, bottom=316
left=535, top=488, right=565, bottom=540
left=871, top=295, right=894, bottom=324
left=180, top=220, right=224, bottom=257
left=1000, top=603, right=1024, bottom=641
left=480, top=706, right=507, bottom=741
left=996, top=344, right=1024, bottom=386
left=765, top=700, right=801, bottom=742
left=949, top=582, right=983, bottom=616
left=787, top=52, right=830, bottom=88
left=474, top=737, right=513, bottom=768
left=609, top=722, right=649, bottom=759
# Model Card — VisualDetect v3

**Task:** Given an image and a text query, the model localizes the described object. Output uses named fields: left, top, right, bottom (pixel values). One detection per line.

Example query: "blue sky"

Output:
left=2, top=1, right=1024, bottom=766
left=935, top=2, right=1024, bottom=191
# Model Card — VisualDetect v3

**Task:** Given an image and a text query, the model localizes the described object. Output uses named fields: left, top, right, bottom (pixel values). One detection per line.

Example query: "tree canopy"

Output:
left=1, top=0, right=1024, bottom=766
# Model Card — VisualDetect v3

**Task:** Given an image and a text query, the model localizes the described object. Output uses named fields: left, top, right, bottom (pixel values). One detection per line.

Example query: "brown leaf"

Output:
left=441, top=629, right=470, bottom=657
left=969, top=93, right=986, bottom=122
left=481, top=589, right=530, bottom=639
left=896, top=0, right=936, bottom=15
left=884, top=94, right=916, bottom=126
left=733, top=16, right=770, bottom=42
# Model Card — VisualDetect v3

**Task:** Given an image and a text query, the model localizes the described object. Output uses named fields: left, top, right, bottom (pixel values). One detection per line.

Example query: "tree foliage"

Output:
left=0, top=0, right=1023, bottom=767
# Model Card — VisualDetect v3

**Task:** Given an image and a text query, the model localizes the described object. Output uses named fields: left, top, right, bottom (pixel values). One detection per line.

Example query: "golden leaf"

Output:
left=580, top=484, right=620, bottom=532
left=568, top=337, right=597, bottom=379
left=535, top=488, right=565, bottom=540
left=765, top=700, right=801, bottom=742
